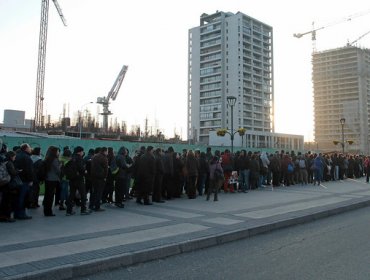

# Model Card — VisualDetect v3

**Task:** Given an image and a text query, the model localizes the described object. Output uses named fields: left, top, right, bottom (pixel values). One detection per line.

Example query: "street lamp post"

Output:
left=340, top=118, right=345, bottom=154
left=79, top=102, right=93, bottom=139
left=226, top=96, right=237, bottom=153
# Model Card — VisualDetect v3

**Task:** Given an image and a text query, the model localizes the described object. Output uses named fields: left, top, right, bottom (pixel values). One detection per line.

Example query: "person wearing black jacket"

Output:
left=153, top=148, right=165, bottom=203
left=235, top=150, right=250, bottom=192
left=89, top=147, right=108, bottom=211
left=13, top=143, right=33, bottom=220
left=136, top=146, right=156, bottom=205
left=66, top=146, right=91, bottom=216
left=197, top=151, right=209, bottom=196
left=0, top=151, right=18, bottom=222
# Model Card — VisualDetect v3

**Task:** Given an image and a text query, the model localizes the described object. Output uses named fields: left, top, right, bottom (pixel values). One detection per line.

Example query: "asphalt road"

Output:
left=75, top=206, right=370, bottom=280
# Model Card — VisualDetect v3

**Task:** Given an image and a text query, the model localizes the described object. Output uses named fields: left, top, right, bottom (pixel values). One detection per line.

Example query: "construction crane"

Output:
left=347, top=30, right=370, bottom=46
left=293, top=9, right=370, bottom=52
left=34, top=0, right=67, bottom=130
left=97, top=65, right=128, bottom=132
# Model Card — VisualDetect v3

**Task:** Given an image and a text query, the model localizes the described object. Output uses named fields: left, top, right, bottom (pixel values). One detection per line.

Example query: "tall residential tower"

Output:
left=313, top=46, right=370, bottom=154
left=188, top=11, right=274, bottom=144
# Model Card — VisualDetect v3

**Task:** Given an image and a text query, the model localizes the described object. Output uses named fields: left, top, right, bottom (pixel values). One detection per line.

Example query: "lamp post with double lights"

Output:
left=333, top=118, right=353, bottom=153
left=227, top=96, right=237, bottom=153
left=340, top=118, right=345, bottom=154
left=216, top=96, right=246, bottom=154
left=79, top=102, right=93, bottom=139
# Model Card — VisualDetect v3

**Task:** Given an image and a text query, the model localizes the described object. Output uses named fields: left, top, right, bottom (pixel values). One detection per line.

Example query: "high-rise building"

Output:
left=312, top=46, right=370, bottom=154
left=188, top=11, right=274, bottom=144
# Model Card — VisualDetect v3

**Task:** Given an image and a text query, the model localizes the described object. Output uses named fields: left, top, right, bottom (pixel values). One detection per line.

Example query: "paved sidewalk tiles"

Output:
left=1, top=178, right=370, bottom=280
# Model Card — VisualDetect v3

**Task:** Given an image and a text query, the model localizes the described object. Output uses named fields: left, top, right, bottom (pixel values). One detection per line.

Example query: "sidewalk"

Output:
left=1, top=178, right=370, bottom=280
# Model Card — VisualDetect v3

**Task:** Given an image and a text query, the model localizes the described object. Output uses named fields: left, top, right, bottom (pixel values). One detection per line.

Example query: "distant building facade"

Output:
left=312, top=46, right=370, bottom=154
left=209, top=130, right=304, bottom=152
left=1, top=110, right=32, bottom=131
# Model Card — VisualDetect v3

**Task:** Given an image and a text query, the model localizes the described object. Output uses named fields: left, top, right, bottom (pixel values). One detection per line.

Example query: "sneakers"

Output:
left=94, top=208, right=105, bottom=212
left=80, top=209, right=93, bottom=215
left=66, top=211, right=76, bottom=216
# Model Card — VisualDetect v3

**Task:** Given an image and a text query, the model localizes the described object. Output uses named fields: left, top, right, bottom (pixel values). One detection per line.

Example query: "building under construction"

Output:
left=312, top=46, right=370, bottom=154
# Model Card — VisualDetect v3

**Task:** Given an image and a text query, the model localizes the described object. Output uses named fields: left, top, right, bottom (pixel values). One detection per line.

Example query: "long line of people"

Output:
left=1, top=143, right=368, bottom=223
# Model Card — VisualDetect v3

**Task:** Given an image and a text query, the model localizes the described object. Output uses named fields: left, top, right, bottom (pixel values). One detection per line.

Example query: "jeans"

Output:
left=239, top=169, right=250, bottom=191
left=15, top=182, right=30, bottom=218
left=60, top=179, right=69, bottom=202
left=334, top=166, right=339, bottom=180
left=197, top=173, right=207, bottom=195
left=314, top=168, right=323, bottom=183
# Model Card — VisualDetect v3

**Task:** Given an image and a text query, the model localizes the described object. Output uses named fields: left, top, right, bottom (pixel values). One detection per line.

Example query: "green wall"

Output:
left=1, top=136, right=277, bottom=156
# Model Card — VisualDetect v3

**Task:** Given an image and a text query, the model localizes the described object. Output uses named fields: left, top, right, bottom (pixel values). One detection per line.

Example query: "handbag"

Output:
left=9, top=175, right=23, bottom=192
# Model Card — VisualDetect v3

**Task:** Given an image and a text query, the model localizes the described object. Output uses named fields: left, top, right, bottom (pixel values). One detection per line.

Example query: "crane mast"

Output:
left=34, top=0, right=66, bottom=130
left=97, top=65, right=128, bottom=132
left=293, top=10, right=370, bottom=53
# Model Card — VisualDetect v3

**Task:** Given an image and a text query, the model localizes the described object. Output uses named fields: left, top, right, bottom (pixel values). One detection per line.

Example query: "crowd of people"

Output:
left=0, top=142, right=368, bottom=223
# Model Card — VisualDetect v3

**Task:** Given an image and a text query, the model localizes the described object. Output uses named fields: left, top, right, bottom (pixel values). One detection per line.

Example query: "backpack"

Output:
left=35, top=159, right=47, bottom=182
left=287, top=163, right=294, bottom=173
left=0, top=162, right=11, bottom=187
left=63, top=159, right=78, bottom=180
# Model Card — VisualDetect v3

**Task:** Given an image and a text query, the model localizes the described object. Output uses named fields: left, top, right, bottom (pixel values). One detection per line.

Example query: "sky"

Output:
left=1, top=0, right=370, bottom=141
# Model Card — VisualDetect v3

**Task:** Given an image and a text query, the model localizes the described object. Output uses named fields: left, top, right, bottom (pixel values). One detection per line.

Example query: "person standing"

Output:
left=103, top=147, right=117, bottom=204
left=66, top=146, right=91, bottom=216
left=0, top=151, right=18, bottom=222
left=43, top=146, right=61, bottom=217
left=136, top=146, right=156, bottom=205
left=59, top=148, right=72, bottom=210
left=185, top=150, right=199, bottom=199
left=235, top=150, right=250, bottom=192
left=313, top=153, right=324, bottom=186
left=221, top=149, right=234, bottom=193
left=89, top=147, right=108, bottom=211
left=270, top=152, right=281, bottom=187
left=197, top=152, right=208, bottom=196
left=153, top=148, right=165, bottom=203
left=13, top=143, right=33, bottom=219
left=30, top=147, right=43, bottom=208
left=162, top=147, right=175, bottom=199
left=115, top=146, right=131, bottom=208
left=207, top=156, right=223, bottom=201
left=249, top=153, right=260, bottom=190
left=83, top=148, right=95, bottom=199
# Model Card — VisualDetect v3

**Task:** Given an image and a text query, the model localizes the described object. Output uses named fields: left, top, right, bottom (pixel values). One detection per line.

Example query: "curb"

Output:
left=6, top=197, right=370, bottom=280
